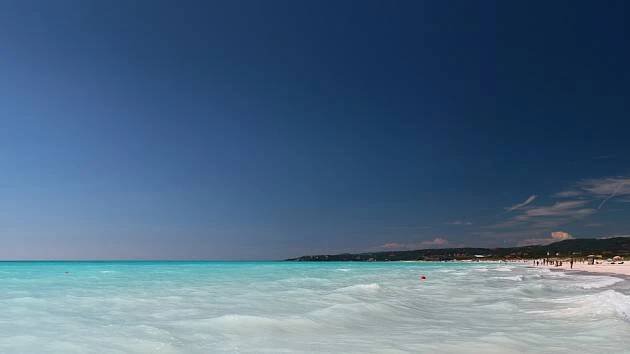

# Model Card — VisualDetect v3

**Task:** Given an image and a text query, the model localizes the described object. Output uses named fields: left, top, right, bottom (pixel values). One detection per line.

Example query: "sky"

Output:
left=1, top=1, right=629, bottom=260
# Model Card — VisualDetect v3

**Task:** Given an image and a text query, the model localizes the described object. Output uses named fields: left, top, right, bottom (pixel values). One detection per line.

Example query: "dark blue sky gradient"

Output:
left=1, top=1, right=629, bottom=259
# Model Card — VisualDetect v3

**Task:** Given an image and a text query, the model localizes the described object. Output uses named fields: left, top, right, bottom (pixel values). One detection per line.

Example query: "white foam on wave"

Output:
left=494, top=266, right=514, bottom=272
left=552, top=290, right=630, bottom=321
left=493, top=275, right=524, bottom=281
left=335, top=268, right=351, bottom=272
left=2, top=262, right=630, bottom=353
left=571, top=275, right=624, bottom=289
left=308, top=301, right=393, bottom=322
left=336, top=283, right=381, bottom=293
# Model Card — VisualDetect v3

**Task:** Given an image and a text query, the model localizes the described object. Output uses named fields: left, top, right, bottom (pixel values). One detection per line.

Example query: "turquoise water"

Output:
left=1, top=261, right=629, bottom=353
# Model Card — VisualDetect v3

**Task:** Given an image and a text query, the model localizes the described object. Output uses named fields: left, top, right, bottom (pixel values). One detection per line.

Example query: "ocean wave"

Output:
left=335, top=283, right=381, bottom=293
left=510, top=283, right=554, bottom=297
left=3, top=262, right=630, bottom=353
left=477, top=300, right=520, bottom=312
left=570, top=275, right=624, bottom=289
left=527, top=273, right=543, bottom=279
left=551, top=290, right=630, bottom=321
left=308, top=301, right=394, bottom=321
left=276, top=277, right=332, bottom=287
left=492, top=275, right=524, bottom=281
left=494, top=266, right=514, bottom=272
left=175, top=314, right=319, bottom=334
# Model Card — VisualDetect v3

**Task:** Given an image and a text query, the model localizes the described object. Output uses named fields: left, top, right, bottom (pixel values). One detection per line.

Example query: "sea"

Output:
left=0, top=261, right=629, bottom=353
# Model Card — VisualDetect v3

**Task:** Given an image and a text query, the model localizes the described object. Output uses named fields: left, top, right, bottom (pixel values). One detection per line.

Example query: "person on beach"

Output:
left=570, top=258, right=573, bottom=269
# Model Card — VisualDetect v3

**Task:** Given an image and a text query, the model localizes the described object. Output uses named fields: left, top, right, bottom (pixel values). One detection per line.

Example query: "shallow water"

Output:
left=0, top=261, right=629, bottom=353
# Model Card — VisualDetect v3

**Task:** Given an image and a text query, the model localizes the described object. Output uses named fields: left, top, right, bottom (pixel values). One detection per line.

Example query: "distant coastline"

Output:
left=287, top=236, right=630, bottom=262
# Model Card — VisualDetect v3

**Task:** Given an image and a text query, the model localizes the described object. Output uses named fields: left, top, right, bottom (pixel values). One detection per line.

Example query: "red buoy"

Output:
left=420, top=275, right=426, bottom=280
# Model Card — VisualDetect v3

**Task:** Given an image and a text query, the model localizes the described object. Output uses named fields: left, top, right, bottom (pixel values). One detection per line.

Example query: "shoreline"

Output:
left=537, top=262, right=630, bottom=278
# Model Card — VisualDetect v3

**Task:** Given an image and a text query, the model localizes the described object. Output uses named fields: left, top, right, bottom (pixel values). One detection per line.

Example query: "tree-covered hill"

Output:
left=287, top=237, right=630, bottom=261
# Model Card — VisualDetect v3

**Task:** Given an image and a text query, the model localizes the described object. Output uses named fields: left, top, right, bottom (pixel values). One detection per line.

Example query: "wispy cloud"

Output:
left=506, top=195, right=537, bottom=212
left=421, top=237, right=449, bottom=247
left=517, top=231, right=573, bottom=246
left=554, top=190, right=582, bottom=198
left=551, top=231, right=573, bottom=241
left=380, top=242, right=405, bottom=250
left=522, top=200, right=593, bottom=218
left=494, top=200, right=595, bottom=230
left=596, top=181, right=628, bottom=209
left=489, top=191, right=597, bottom=246
left=556, top=176, right=630, bottom=209
left=447, top=220, right=472, bottom=225
left=489, top=175, right=630, bottom=246
left=383, top=225, right=433, bottom=231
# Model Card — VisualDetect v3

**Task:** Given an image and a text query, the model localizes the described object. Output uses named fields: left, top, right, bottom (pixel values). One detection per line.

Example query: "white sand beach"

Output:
left=544, top=262, right=630, bottom=276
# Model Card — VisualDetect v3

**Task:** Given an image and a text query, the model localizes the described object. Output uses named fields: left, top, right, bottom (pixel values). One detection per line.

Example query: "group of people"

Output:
left=532, top=258, right=574, bottom=269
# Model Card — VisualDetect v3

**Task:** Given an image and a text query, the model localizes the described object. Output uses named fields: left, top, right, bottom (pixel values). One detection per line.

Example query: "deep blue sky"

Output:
left=1, top=1, right=629, bottom=259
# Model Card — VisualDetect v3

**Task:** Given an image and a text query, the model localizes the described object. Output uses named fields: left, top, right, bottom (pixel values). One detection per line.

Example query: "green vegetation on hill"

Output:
left=287, top=237, right=630, bottom=261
